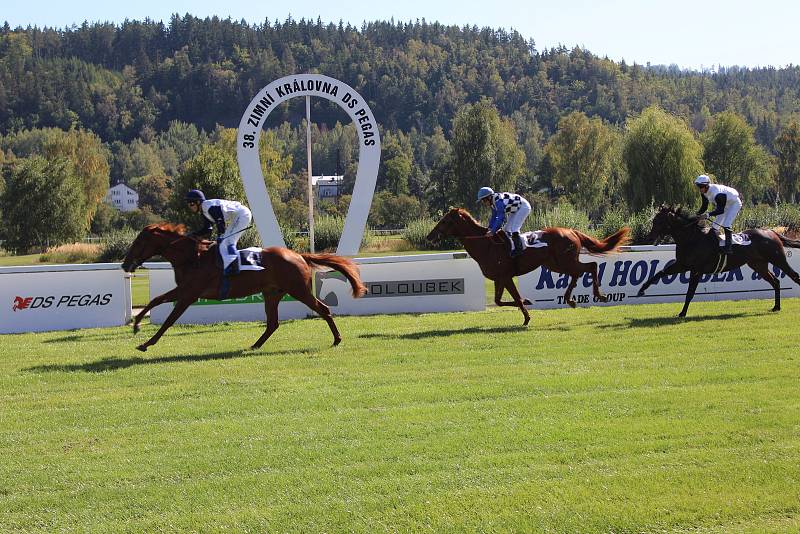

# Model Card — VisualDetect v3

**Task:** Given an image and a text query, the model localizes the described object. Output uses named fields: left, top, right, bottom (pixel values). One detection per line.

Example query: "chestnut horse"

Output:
left=121, top=223, right=366, bottom=351
left=637, top=205, right=800, bottom=317
left=427, top=208, right=630, bottom=324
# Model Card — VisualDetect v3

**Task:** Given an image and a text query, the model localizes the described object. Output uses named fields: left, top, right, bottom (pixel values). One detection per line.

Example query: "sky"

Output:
left=3, top=0, right=798, bottom=71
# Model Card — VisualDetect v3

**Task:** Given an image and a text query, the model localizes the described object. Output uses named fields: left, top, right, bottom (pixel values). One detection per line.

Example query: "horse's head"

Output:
left=646, top=205, right=701, bottom=244
left=426, top=208, right=483, bottom=243
left=121, top=223, right=188, bottom=272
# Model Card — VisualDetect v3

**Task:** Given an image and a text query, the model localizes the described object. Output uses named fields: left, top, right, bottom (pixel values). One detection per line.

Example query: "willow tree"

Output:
left=622, top=106, right=702, bottom=211
left=450, top=99, right=525, bottom=208
left=702, top=111, right=773, bottom=202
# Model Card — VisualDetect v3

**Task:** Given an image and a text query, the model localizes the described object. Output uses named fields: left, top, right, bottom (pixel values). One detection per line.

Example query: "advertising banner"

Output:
left=0, top=264, right=132, bottom=334
left=517, top=245, right=800, bottom=309
left=145, top=253, right=485, bottom=324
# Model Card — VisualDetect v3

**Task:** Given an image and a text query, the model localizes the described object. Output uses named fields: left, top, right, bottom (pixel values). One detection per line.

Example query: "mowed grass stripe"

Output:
left=1, top=299, right=799, bottom=532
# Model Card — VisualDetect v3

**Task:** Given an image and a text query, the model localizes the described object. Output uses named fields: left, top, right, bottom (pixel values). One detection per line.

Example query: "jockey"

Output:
left=185, top=189, right=252, bottom=275
left=477, top=186, right=532, bottom=257
left=694, top=174, right=742, bottom=255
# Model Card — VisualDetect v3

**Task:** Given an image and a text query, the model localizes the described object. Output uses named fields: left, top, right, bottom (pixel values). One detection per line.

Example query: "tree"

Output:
left=622, top=106, right=703, bottom=211
left=1, top=127, right=110, bottom=227
left=544, top=111, right=620, bottom=212
left=136, top=172, right=172, bottom=214
left=702, top=111, right=773, bottom=202
left=450, top=99, right=525, bottom=207
left=170, top=143, right=243, bottom=222
left=0, top=156, right=87, bottom=252
left=774, top=120, right=800, bottom=203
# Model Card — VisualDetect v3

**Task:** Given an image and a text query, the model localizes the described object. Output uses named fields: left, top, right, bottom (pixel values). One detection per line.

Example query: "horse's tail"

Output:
left=778, top=233, right=800, bottom=249
left=300, top=253, right=367, bottom=298
left=575, top=227, right=631, bottom=254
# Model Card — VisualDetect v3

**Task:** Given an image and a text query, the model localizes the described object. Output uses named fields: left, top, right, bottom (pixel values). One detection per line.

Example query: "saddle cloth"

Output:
left=717, top=232, right=751, bottom=247
left=521, top=230, right=548, bottom=249
left=238, top=247, right=265, bottom=271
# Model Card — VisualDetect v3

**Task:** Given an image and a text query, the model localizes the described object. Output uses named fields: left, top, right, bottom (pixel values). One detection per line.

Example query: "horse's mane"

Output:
left=146, top=222, right=187, bottom=235
left=660, top=205, right=707, bottom=232
left=453, top=207, right=483, bottom=226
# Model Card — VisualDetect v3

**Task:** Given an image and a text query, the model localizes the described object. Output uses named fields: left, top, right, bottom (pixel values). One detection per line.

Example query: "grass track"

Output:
left=1, top=299, right=799, bottom=532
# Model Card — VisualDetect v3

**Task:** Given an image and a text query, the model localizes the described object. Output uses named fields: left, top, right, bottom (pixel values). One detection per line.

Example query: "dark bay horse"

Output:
left=121, top=223, right=366, bottom=351
left=427, top=208, right=630, bottom=324
left=637, top=205, right=800, bottom=316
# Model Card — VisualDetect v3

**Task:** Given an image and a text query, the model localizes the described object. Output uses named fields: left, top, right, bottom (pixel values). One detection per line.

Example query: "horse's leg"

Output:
left=251, top=292, right=284, bottom=349
left=288, top=289, right=342, bottom=346
left=136, top=297, right=197, bottom=352
left=503, top=278, right=531, bottom=326
left=493, top=279, right=533, bottom=306
left=678, top=272, right=701, bottom=318
left=132, top=287, right=181, bottom=335
left=584, top=261, right=608, bottom=302
left=562, top=275, right=578, bottom=308
left=748, top=260, right=782, bottom=312
left=768, top=255, right=800, bottom=287
left=638, top=262, right=685, bottom=297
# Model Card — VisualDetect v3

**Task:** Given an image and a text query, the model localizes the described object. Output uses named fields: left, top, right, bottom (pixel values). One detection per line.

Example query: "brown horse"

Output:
left=121, top=223, right=366, bottom=351
left=427, top=208, right=630, bottom=324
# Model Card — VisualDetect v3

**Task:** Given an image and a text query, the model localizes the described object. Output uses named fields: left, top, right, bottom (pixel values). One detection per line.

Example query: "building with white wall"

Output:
left=105, top=183, right=139, bottom=212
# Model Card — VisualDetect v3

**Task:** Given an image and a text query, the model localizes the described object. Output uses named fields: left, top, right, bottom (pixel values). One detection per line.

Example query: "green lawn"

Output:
left=2, top=300, right=799, bottom=532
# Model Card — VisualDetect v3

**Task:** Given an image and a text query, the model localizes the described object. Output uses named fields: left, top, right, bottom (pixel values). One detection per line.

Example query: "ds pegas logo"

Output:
left=11, top=294, right=112, bottom=312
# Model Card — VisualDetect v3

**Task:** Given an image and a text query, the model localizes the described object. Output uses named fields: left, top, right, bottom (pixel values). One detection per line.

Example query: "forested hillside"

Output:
left=1, top=15, right=799, bottom=251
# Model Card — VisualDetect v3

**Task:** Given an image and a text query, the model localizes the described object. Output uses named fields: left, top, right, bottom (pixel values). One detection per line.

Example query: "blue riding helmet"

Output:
left=185, top=189, right=206, bottom=202
left=476, top=186, right=494, bottom=203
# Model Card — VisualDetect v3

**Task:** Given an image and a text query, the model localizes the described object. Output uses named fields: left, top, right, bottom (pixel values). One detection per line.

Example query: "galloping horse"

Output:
left=427, top=208, right=630, bottom=325
left=637, top=205, right=800, bottom=316
left=121, top=223, right=366, bottom=351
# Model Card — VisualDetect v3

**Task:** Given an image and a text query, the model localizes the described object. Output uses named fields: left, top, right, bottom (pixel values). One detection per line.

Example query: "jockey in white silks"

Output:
left=694, top=174, right=742, bottom=255
left=185, top=189, right=252, bottom=275
left=477, top=186, right=532, bottom=257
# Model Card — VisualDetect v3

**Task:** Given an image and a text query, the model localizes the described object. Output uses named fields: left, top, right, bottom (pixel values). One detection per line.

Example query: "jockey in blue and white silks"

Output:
left=185, top=189, right=252, bottom=275
left=694, top=174, right=742, bottom=255
left=477, top=186, right=532, bottom=257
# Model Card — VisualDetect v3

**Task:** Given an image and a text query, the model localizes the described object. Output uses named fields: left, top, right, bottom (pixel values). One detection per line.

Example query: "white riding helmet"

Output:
left=694, top=174, right=711, bottom=187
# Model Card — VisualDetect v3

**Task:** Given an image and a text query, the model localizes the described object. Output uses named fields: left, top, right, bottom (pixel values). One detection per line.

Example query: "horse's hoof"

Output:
left=677, top=312, right=686, bottom=319
left=523, top=299, right=533, bottom=305
left=523, top=317, right=530, bottom=326
left=136, top=344, right=148, bottom=352
left=637, top=289, right=645, bottom=297
left=333, top=338, right=342, bottom=346
left=567, top=299, right=577, bottom=309
left=132, top=325, right=140, bottom=335
left=597, top=295, right=609, bottom=303
left=771, top=306, right=781, bottom=312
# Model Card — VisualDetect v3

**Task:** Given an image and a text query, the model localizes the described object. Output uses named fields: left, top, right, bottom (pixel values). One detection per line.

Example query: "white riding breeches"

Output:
left=503, top=202, right=531, bottom=234
left=219, top=208, right=252, bottom=269
left=714, top=198, right=742, bottom=230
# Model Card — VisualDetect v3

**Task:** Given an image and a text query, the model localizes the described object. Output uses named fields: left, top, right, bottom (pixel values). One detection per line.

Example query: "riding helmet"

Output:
left=694, top=175, right=711, bottom=187
left=476, top=187, right=495, bottom=203
left=185, top=189, right=206, bottom=202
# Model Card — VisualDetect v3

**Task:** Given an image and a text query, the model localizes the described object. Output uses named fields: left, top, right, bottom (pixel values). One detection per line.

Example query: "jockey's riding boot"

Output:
left=723, top=228, right=733, bottom=255
left=223, top=258, right=240, bottom=276
left=511, top=232, right=524, bottom=258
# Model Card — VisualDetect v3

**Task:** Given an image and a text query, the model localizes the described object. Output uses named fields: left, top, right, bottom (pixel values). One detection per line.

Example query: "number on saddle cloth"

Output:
left=716, top=232, right=751, bottom=247
left=521, top=230, right=548, bottom=248
left=237, top=247, right=266, bottom=271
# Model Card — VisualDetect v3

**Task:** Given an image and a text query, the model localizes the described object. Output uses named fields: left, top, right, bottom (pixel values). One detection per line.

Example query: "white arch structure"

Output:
left=236, top=74, right=381, bottom=255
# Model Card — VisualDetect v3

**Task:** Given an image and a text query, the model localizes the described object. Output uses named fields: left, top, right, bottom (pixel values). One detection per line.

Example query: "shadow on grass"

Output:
left=42, top=325, right=248, bottom=344
left=24, top=347, right=315, bottom=373
left=358, top=323, right=571, bottom=340
left=596, top=311, right=762, bottom=330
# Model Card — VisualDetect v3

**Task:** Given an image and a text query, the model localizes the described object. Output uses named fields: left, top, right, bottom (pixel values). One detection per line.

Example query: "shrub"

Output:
left=597, top=207, right=628, bottom=240
left=403, top=217, right=459, bottom=250
left=311, top=215, right=374, bottom=252
left=40, top=243, right=101, bottom=264
left=737, top=203, right=800, bottom=232
left=98, top=230, right=137, bottom=262
left=625, top=205, right=658, bottom=245
left=526, top=201, right=592, bottom=234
